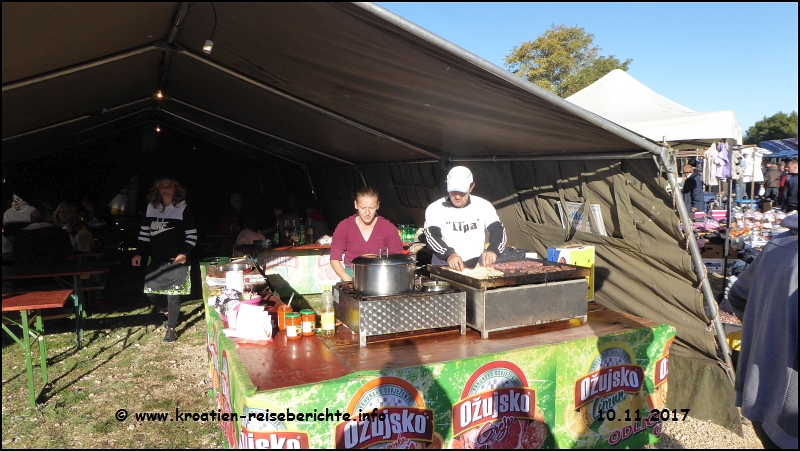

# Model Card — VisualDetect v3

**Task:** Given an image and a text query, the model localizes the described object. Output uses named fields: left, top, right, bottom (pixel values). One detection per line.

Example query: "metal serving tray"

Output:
left=427, top=260, right=590, bottom=289
left=333, top=282, right=466, bottom=347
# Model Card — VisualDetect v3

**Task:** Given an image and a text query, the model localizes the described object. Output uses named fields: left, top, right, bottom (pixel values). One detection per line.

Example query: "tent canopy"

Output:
left=2, top=3, right=660, bottom=167
left=2, top=2, right=739, bottom=431
left=567, top=69, right=743, bottom=148
left=759, top=138, right=798, bottom=158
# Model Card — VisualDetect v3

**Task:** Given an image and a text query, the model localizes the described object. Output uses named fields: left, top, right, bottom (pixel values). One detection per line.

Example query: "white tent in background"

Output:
left=567, top=69, right=742, bottom=149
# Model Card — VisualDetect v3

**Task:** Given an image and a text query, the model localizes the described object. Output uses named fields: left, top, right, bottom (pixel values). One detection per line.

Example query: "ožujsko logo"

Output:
left=239, top=400, right=310, bottom=449
left=647, top=336, right=673, bottom=411
left=334, top=377, right=434, bottom=449
left=451, top=361, right=546, bottom=449
left=573, top=344, right=644, bottom=418
left=220, top=351, right=238, bottom=448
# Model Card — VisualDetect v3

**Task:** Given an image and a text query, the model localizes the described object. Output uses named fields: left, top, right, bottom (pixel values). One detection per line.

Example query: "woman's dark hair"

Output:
left=147, top=178, right=187, bottom=211
left=355, top=185, right=379, bottom=201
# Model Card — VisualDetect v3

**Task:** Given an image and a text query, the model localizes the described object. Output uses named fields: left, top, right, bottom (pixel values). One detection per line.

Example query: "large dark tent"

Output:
left=2, top=2, right=739, bottom=432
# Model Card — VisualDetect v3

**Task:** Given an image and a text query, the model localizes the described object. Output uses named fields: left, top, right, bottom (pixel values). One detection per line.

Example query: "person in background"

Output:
left=13, top=207, right=73, bottom=268
left=235, top=219, right=266, bottom=245
left=273, top=201, right=300, bottom=224
left=764, top=163, right=783, bottom=202
left=131, top=177, right=197, bottom=343
left=329, top=186, right=404, bottom=281
left=777, top=161, right=788, bottom=205
left=424, top=166, right=506, bottom=271
left=79, top=196, right=111, bottom=223
left=218, top=193, right=249, bottom=235
left=728, top=211, right=797, bottom=449
left=3, top=194, right=37, bottom=241
left=305, top=200, right=330, bottom=243
left=681, top=164, right=704, bottom=213
left=783, top=160, right=798, bottom=213
left=53, top=202, right=93, bottom=252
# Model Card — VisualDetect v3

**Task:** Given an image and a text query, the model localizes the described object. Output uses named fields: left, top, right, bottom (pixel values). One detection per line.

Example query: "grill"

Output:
left=428, top=260, right=590, bottom=338
left=334, top=282, right=466, bottom=347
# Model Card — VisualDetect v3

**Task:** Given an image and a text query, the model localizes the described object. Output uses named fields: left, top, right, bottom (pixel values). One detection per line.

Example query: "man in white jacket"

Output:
left=424, top=166, right=506, bottom=271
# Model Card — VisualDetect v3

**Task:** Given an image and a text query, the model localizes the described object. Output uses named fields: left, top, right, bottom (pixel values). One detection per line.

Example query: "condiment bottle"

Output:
left=320, top=285, right=335, bottom=336
left=277, top=304, right=293, bottom=330
left=300, top=309, right=316, bottom=336
left=285, top=312, right=302, bottom=340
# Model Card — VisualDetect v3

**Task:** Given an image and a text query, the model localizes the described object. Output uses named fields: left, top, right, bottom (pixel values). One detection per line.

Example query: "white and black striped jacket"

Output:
left=136, top=201, right=197, bottom=262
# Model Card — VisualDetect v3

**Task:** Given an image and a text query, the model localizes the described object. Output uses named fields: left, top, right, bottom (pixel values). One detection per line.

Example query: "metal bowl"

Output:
left=422, top=281, right=450, bottom=292
left=215, top=263, right=254, bottom=272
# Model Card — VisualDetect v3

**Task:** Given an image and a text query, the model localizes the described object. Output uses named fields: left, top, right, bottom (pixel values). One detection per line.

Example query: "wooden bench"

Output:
left=2, top=290, right=73, bottom=407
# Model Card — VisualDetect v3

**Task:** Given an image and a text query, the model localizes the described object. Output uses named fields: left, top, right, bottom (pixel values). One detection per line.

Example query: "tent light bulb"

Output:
left=203, top=40, right=214, bottom=54
left=156, top=90, right=163, bottom=99
left=155, top=125, right=161, bottom=133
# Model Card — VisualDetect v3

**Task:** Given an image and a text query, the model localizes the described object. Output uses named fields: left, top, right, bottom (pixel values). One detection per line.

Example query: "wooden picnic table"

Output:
left=2, top=262, right=107, bottom=349
left=2, top=290, right=73, bottom=407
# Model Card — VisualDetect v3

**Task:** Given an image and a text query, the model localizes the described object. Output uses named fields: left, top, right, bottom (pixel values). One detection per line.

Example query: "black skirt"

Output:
left=143, top=261, right=191, bottom=295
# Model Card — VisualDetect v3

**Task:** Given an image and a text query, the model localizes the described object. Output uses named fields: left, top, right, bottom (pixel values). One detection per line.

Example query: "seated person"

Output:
left=14, top=208, right=73, bottom=268
left=236, top=220, right=266, bottom=245
left=3, top=194, right=37, bottom=239
left=219, top=193, right=249, bottom=235
left=54, top=202, right=94, bottom=252
left=79, top=196, right=111, bottom=223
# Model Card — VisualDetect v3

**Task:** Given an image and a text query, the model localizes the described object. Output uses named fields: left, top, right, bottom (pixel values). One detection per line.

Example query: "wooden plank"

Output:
left=2, top=263, right=106, bottom=280
left=322, top=310, right=661, bottom=373
left=238, top=332, right=353, bottom=393
left=238, top=310, right=663, bottom=391
left=2, top=290, right=73, bottom=311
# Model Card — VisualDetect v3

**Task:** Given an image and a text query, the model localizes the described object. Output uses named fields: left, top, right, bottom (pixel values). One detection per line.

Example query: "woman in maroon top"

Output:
left=329, top=186, right=404, bottom=281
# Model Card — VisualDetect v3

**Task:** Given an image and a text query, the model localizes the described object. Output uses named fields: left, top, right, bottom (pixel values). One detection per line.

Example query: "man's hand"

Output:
left=481, top=251, right=497, bottom=267
left=447, top=254, right=465, bottom=272
left=174, top=254, right=187, bottom=265
left=131, top=255, right=142, bottom=267
left=691, top=207, right=697, bottom=213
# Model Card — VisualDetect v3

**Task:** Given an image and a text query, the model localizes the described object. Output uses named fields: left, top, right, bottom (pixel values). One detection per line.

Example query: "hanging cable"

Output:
left=203, top=3, right=218, bottom=54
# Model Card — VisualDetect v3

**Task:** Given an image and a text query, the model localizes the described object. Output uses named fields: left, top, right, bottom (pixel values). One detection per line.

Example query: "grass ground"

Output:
left=2, top=263, right=223, bottom=448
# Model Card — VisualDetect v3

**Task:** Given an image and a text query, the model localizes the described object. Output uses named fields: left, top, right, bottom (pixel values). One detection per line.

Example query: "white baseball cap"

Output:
left=446, top=166, right=473, bottom=193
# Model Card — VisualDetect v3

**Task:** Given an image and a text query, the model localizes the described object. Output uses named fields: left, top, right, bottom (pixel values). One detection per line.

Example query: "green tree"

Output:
left=504, top=24, right=632, bottom=98
left=744, top=111, right=798, bottom=144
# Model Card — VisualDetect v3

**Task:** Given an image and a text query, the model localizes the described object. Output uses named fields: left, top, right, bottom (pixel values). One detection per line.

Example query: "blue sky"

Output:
left=378, top=2, right=799, bottom=134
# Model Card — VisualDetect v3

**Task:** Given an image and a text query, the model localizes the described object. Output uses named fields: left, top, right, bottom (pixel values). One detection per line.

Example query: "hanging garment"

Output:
left=703, top=143, right=718, bottom=186
left=740, top=148, right=767, bottom=183
left=715, top=145, right=730, bottom=179
left=730, top=149, right=744, bottom=180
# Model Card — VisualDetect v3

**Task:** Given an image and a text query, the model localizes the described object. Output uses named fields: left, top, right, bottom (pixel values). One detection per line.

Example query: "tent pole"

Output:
left=660, top=147, right=736, bottom=384
left=723, top=178, right=732, bottom=304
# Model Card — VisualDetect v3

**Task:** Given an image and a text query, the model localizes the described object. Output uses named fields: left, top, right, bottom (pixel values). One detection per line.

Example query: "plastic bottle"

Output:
left=299, top=223, right=306, bottom=245
left=320, top=285, right=335, bottom=336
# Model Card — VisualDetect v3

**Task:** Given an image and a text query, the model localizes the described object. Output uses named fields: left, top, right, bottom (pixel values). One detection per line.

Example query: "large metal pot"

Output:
left=352, top=254, right=416, bottom=296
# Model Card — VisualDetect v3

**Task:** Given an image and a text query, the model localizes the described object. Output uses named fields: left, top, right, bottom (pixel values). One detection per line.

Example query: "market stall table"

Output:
left=2, top=262, right=107, bottom=349
left=204, top=296, right=675, bottom=449
left=2, top=289, right=73, bottom=407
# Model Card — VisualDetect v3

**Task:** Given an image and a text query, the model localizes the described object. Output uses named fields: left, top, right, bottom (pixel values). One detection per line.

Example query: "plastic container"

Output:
left=277, top=304, right=293, bottom=331
left=285, top=312, right=302, bottom=340
left=320, top=286, right=335, bottom=337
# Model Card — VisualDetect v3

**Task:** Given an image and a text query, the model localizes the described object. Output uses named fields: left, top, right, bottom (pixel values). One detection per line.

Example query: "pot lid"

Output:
left=352, top=253, right=415, bottom=266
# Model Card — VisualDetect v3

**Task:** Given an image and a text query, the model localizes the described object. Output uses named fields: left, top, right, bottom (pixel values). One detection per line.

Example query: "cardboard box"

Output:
left=547, top=244, right=595, bottom=301
left=702, top=258, right=740, bottom=276
left=699, top=243, right=738, bottom=259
